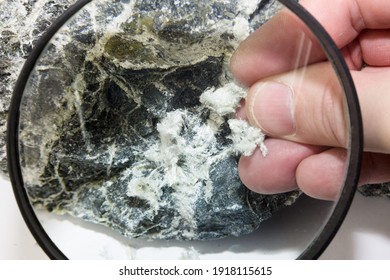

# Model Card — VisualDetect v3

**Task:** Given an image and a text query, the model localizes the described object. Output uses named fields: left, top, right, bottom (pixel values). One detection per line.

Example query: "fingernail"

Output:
left=248, top=81, right=295, bottom=136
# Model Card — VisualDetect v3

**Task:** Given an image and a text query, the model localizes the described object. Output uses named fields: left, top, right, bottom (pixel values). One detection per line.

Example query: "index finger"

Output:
left=231, top=0, right=390, bottom=87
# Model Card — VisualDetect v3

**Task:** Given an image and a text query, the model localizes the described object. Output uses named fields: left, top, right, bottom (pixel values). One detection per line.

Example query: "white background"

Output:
left=1, top=176, right=389, bottom=260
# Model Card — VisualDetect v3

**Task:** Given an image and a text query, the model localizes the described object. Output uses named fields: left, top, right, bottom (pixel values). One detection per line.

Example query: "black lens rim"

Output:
left=7, top=0, right=92, bottom=260
left=278, top=0, right=363, bottom=259
left=6, top=0, right=362, bottom=260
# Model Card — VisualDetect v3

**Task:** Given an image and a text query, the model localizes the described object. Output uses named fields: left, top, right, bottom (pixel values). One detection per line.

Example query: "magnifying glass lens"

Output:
left=9, top=0, right=361, bottom=259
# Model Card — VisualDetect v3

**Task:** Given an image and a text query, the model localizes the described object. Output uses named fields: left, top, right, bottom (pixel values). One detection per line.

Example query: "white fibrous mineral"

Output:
left=199, top=82, right=268, bottom=156
left=11, top=0, right=301, bottom=241
left=228, top=119, right=268, bottom=157
left=199, top=83, right=247, bottom=116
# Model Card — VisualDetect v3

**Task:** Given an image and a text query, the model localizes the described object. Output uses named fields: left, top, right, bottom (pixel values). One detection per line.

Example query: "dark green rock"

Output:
left=5, top=0, right=387, bottom=243
left=15, top=0, right=302, bottom=240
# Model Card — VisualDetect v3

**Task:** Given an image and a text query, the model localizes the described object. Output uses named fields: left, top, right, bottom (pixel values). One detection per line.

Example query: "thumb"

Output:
left=246, top=62, right=390, bottom=153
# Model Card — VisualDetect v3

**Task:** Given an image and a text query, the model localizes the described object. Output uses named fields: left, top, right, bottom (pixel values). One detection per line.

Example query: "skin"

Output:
left=230, top=0, right=390, bottom=200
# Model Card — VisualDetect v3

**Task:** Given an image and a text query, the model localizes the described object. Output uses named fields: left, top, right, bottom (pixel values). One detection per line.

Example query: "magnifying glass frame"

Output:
left=6, top=0, right=363, bottom=260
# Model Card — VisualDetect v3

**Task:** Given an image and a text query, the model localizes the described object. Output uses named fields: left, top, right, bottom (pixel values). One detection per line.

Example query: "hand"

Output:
left=230, top=0, right=390, bottom=200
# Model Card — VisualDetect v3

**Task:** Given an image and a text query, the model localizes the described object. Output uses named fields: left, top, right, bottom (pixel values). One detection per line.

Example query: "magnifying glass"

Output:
left=7, top=0, right=362, bottom=260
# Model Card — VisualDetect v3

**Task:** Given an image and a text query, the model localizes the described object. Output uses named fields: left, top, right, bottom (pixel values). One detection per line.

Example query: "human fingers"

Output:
left=359, top=29, right=390, bottom=66
left=352, top=67, right=390, bottom=153
left=296, top=148, right=348, bottom=200
left=240, top=145, right=348, bottom=200
left=245, top=62, right=390, bottom=154
left=230, top=6, right=325, bottom=87
left=238, top=138, right=326, bottom=194
left=240, top=140, right=390, bottom=200
left=296, top=149, right=390, bottom=200
left=341, top=29, right=390, bottom=69
left=231, top=0, right=390, bottom=86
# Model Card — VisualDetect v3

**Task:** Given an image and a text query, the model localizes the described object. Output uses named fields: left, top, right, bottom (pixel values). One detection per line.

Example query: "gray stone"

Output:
left=0, top=0, right=78, bottom=174
left=10, top=0, right=303, bottom=241
left=359, top=184, right=390, bottom=199
left=1, top=0, right=387, bottom=242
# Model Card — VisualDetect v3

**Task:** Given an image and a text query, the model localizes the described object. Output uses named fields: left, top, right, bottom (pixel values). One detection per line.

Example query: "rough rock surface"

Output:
left=6, top=0, right=303, bottom=240
left=0, top=0, right=78, bottom=174
left=359, top=184, right=390, bottom=199
left=1, top=0, right=388, bottom=241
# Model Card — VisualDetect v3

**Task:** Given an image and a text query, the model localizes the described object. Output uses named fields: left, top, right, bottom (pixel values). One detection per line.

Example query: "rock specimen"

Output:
left=13, top=0, right=303, bottom=240
left=359, top=184, right=390, bottom=199
left=0, top=0, right=78, bottom=174
left=2, top=0, right=387, bottom=242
